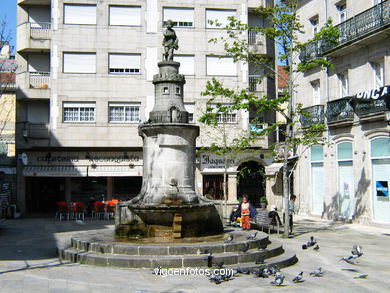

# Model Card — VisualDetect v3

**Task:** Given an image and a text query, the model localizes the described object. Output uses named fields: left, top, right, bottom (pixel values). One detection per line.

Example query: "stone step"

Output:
left=70, top=232, right=270, bottom=256
left=60, top=241, right=285, bottom=269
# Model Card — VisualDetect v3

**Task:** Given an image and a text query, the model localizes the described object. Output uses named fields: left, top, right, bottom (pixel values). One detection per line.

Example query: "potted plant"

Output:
left=260, top=197, right=268, bottom=209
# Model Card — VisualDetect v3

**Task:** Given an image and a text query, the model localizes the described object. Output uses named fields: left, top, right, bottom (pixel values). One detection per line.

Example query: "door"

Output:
left=311, top=162, right=324, bottom=215
left=372, top=159, right=390, bottom=223
left=338, top=161, right=354, bottom=218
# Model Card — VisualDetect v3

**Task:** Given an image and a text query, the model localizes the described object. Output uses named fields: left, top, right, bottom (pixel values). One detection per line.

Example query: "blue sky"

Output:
left=0, top=0, right=17, bottom=54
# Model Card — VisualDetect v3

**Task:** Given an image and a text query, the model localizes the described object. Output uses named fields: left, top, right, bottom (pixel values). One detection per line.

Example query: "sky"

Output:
left=0, top=0, right=17, bottom=54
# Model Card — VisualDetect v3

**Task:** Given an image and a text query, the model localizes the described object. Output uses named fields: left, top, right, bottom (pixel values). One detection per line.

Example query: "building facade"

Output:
left=16, top=0, right=278, bottom=215
left=296, top=0, right=390, bottom=224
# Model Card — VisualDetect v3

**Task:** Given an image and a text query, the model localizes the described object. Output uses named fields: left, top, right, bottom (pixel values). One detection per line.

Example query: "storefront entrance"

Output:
left=237, top=161, right=265, bottom=207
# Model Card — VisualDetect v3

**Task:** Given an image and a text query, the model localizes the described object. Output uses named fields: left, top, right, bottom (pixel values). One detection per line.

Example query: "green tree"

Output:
left=199, top=0, right=338, bottom=237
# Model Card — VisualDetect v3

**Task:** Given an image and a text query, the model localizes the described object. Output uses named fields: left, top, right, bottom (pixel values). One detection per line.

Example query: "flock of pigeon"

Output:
left=204, top=233, right=366, bottom=286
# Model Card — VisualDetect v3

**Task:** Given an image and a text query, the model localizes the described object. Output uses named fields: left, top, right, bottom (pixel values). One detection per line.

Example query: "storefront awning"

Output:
left=87, top=165, right=143, bottom=177
left=265, top=163, right=283, bottom=176
left=23, top=166, right=88, bottom=177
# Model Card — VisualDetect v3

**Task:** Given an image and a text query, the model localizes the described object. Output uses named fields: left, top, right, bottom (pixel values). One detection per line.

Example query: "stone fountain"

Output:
left=115, top=20, right=223, bottom=239
left=59, top=22, right=298, bottom=270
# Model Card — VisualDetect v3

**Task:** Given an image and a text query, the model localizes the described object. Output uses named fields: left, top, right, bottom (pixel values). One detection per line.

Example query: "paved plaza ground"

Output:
left=0, top=215, right=390, bottom=293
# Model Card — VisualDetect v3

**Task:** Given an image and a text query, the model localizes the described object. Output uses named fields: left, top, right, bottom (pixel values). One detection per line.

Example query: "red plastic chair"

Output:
left=92, top=201, right=106, bottom=220
left=55, top=201, right=70, bottom=221
left=72, top=201, right=85, bottom=221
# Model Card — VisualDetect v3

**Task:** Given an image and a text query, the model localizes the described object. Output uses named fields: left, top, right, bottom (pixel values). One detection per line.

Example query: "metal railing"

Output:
left=326, top=98, right=354, bottom=123
left=29, top=72, right=50, bottom=89
left=300, top=0, right=390, bottom=62
left=30, top=22, right=52, bottom=39
left=300, top=105, right=325, bottom=128
left=248, top=75, right=263, bottom=92
left=354, top=99, right=388, bottom=117
left=20, top=122, right=51, bottom=139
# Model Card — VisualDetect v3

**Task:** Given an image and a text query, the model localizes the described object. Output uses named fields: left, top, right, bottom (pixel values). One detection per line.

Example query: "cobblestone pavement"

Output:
left=0, top=215, right=389, bottom=293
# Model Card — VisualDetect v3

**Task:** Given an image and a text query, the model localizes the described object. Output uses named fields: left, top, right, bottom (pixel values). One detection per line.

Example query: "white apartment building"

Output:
left=295, top=0, right=390, bottom=224
left=16, top=0, right=277, bottom=214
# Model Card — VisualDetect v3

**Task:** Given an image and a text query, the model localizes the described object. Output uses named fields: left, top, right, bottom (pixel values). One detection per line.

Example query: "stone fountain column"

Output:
left=115, top=25, right=223, bottom=237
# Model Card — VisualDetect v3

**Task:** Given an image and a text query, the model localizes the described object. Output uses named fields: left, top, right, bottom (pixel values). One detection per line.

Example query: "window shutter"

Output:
left=173, top=55, right=194, bottom=75
left=109, top=6, right=141, bottom=26
left=64, top=4, right=96, bottom=25
left=206, top=9, right=236, bottom=28
left=109, top=54, right=141, bottom=69
left=206, top=56, right=236, bottom=76
left=163, top=8, right=194, bottom=23
left=63, top=53, right=96, bottom=73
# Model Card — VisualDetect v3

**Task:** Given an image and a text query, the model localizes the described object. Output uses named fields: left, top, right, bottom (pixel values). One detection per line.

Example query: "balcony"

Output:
left=18, top=0, right=51, bottom=5
left=29, top=72, right=50, bottom=89
left=248, top=31, right=267, bottom=55
left=17, top=22, right=51, bottom=52
left=326, top=98, right=354, bottom=124
left=248, top=75, right=264, bottom=92
left=353, top=98, right=388, bottom=118
left=300, top=0, right=390, bottom=62
left=16, top=121, right=51, bottom=148
left=300, top=105, right=325, bottom=128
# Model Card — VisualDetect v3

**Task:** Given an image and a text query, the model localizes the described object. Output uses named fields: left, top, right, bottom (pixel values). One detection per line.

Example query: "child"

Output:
left=235, top=195, right=258, bottom=230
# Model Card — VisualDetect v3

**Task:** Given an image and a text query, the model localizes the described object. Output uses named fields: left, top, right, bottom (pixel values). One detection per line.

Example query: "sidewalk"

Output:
left=0, top=216, right=389, bottom=293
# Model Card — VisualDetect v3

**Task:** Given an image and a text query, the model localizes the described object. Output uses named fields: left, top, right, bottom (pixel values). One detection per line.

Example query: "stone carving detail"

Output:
left=153, top=73, right=185, bottom=83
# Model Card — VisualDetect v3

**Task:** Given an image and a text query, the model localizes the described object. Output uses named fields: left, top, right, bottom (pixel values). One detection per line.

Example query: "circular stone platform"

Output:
left=59, top=227, right=298, bottom=269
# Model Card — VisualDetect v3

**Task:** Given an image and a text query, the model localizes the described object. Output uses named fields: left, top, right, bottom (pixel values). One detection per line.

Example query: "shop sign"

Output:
left=376, top=181, right=389, bottom=201
left=27, top=152, right=142, bottom=166
left=201, top=154, right=235, bottom=169
left=354, top=85, right=390, bottom=100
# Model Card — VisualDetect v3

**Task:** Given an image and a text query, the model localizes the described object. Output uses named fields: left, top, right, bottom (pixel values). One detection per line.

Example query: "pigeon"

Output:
left=341, top=268, right=359, bottom=272
left=255, top=256, right=265, bottom=264
left=307, top=236, right=317, bottom=247
left=202, top=249, right=211, bottom=255
left=269, top=265, right=280, bottom=276
left=313, top=244, right=320, bottom=251
left=262, top=267, right=271, bottom=277
left=236, top=267, right=251, bottom=275
left=310, top=267, right=323, bottom=277
left=224, top=234, right=234, bottom=243
left=213, top=261, right=224, bottom=269
left=75, top=219, right=85, bottom=225
left=253, top=268, right=267, bottom=278
left=339, top=256, right=357, bottom=265
left=351, top=245, right=363, bottom=258
left=292, top=271, right=304, bottom=283
left=302, top=244, right=307, bottom=250
left=209, top=274, right=223, bottom=284
left=247, top=232, right=258, bottom=240
left=241, top=243, right=249, bottom=253
left=270, top=272, right=285, bottom=286
left=353, top=274, right=368, bottom=279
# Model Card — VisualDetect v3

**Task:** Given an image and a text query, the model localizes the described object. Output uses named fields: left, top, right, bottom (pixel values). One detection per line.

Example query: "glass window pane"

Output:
left=337, top=142, right=353, bottom=160
left=371, top=137, right=390, bottom=157
left=311, top=144, right=324, bottom=161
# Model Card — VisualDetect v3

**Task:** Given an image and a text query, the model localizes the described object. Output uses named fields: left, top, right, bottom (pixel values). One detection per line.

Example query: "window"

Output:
left=184, top=103, right=195, bottom=123
left=338, top=72, right=349, bottom=98
left=109, top=6, right=141, bottom=26
left=372, top=61, right=384, bottom=88
left=109, top=54, right=141, bottom=74
left=217, top=111, right=237, bottom=124
left=63, top=53, right=96, bottom=73
left=206, top=56, right=236, bottom=76
left=163, top=7, right=194, bottom=27
left=336, top=1, right=347, bottom=22
left=63, top=102, right=95, bottom=122
left=64, top=4, right=96, bottom=25
left=108, top=103, right=140, bottom=123
left=206, top=9, right=236, bottom=28
left=310, top=16, right=319, bottom=35
left=173, top=55, right=195, bottom=75
left=311, top=80, right=320, bottom=104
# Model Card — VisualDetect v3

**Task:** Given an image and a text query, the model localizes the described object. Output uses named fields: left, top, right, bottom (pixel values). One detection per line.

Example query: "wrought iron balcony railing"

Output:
left=29, top=72, right=50, bottom=89
left=353, top=98, right=388, bottom=117
left=300, top=105, right=325, bottom=128
left=326, top=98, right=354, bottom=123
left=30, top=22, right=51, bottom=39
left=248, top=75, right=263, bottom=92
left=300, top=0, right=390, bottom=62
